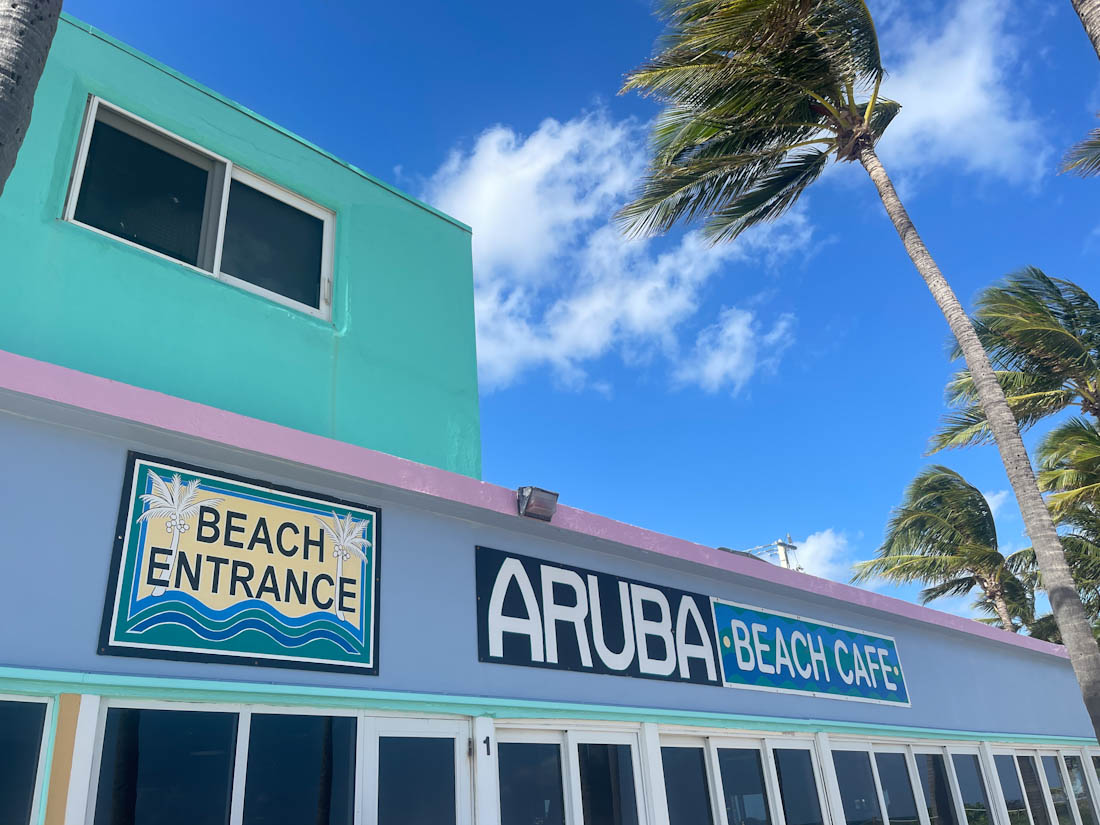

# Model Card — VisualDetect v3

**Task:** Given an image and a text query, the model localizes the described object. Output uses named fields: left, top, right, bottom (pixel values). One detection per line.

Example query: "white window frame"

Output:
left=0, top=693, right=53, bottom=825
left=909, top=744, right=968, bottom=825
left=1061, top=750, right=1100, bottom=825
left=63, top=95, right=335, bottom=321
left=829, top=742, right=890, bottom=825
left=989, top=749, right=1039, bottom=825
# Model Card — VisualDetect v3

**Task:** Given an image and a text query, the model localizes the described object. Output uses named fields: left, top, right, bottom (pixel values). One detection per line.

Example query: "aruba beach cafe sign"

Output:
left=476, top=547, right=909, bottom=706
left=100, top=453, right=380, bottom=674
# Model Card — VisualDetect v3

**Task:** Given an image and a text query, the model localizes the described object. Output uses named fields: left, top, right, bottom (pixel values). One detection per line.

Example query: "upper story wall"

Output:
left=0, top=16, right=481, bottom=477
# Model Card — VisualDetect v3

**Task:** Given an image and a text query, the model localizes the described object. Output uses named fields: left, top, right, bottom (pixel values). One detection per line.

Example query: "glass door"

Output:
left=361, top=717, right=472, bottom=825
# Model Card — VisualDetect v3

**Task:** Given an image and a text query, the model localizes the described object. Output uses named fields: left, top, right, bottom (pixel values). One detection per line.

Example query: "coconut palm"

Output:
left=1039, top=418, right=1100, bottom=519
left=852, top=467, right=1025, bottom=630
left=137, top=471, right=223, bottom=597
left=931, top=270, right=1100, bottom=452
left=619, top=0, right=1100, bottom=735
left=1062, top=122, right=1100, bottom=178
left=0, top=0, right=63, bottom=196
left=314, top=512, right=372, bottom=623
left=1071, top=0, right=1100, bottom=61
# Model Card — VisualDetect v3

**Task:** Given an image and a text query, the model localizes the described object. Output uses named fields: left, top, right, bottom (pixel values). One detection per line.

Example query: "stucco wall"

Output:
left=0, top=16, right=481, bottom=478
left=0, top=410, right=1088, bottom=739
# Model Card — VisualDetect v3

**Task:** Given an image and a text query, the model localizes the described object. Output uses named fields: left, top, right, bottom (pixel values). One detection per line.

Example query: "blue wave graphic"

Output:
left=129, top=609, right=358, bottom=653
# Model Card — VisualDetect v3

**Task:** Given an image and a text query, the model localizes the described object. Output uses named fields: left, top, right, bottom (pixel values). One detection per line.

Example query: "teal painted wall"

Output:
left=0, top=16, right=482, bottom=478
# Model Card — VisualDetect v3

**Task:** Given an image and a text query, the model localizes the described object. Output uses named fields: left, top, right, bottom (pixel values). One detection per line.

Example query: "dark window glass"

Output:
left=242, top=714, right=355, bottom=825
left=996, top=755, right=1032, bottom=825
left=718, top=748, right=772, bottom=825
left=953, top=754, right=993, bottom=825
left=498, top=742, right=565, bottom=825
left=0, top=700, right=47, bottom=825
left=1043, top=756, right=1077, bottom=825
left=1064, top=756, right=1098, bottom=825
left=773, top=749, right=825, bottom=825
left=662, top=747, right=713, bottom=825
left=832, top=751, right=884, bottom=825
left=75, top=120, right=209, bottom=266
left=1093, top=757, right=1100, bottom=784
left=876, top=753, right=921, bottom=825
left=1020, top=756, right=1053, bottom=825
left=92, top=708, right=236, bottom=825
left=221, top=179, right=324, bottom=308
left=915, top=753, right=960, bottom=825
left=577, top=743, right=640, bottom=825
left=377, top=736, right=456, bottom=825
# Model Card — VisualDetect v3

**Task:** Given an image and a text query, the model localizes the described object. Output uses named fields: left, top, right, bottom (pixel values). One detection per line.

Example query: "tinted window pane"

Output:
left=916, top=753, right=960, bottom=825
left=93, top=708, right=236, bottom=825
left=75, top=121, right=209, bottom=266
left=577, top=743, right=640, bottom=825
left=242, top=714, right=355, bottom=825
left=499, top=742, right=565, bottom=825
left=718, top=748, right=772, bottom=825
left=1064, top=756, right=1098, bottom=825
left=221, top=179, right=324, bottom=308
left=0, top=700, right=46, bottom=825
left=833, top=751, right=884, bottom=825
left=378, top=736, right=456, bottom=825
left=773, top=749, right=825, bottom=825
left=1043, top=756, right=1077, bottom=825
left=953, top=754, right=993, bottom=825
left=996, top=755, right=1031, bottom=825
left=1020, top=756, right=1053, bottom=825
left=662, top=747, right=713, bottom=825
left=876, top=752, right=921, bottom=825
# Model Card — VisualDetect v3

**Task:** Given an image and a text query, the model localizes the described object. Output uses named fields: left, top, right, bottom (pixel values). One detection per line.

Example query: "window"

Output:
left=875, top=752, right=921, bottom=825
left=773, top=748, right=827, bottom=825
left=1063, top=756, right=1098, bottom=825
left=1042, top=756, right=1078, bottom=825
left=578, top=743, right=641, bottom=825
left=996, top=755, right=1034, bottom=825
left=0, top=699, right=48, bottom=825
left=662, top=746, right=714, bottom=825
left=718, top=747, right=773, bottom=825
left=1020, top=756, right=1054, bottom=825
left=832, top=750, right=885, bottom=825
left=66, top=97, right=334, bottom=318
left=378, top=736, right=457, bottom=825
left=915, top=752, right=961, bottom=825
left=952, top=754, right=994, bottom=825
left=498, top=742, right=566, bottom=825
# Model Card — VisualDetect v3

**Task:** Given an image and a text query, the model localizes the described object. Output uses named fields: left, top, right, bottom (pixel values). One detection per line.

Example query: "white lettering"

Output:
left=835, top=640, right=854, bottom=685
left=588, top=575, right=635, bottom=671
left=790, top=631, right=813, bottom=679
left=676, top=597, right=717, bottom=681
left=488, top=558, right=544, bottom=662
left=631, top=584, right=676, bottom=676
left=774, top=629, right=795, bottom=678
left=852, top=644, right=871, bottom=686
left=541, top=566, right=592, bottom=667
left=863, top=645, right=880, bottom=688
left=730, top=620, right=755, bottom=670
left=877, top=648, right=897, bottom=691
left=752, top=623, right=775, bottom=674
left=809, top=634, right=830, bottom=681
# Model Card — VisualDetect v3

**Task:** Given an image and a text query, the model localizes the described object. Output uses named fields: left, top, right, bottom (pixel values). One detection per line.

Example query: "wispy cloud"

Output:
left=423, top=113, right=810, bottom=392
left=795, top=529, right=856, bottom=582
left=983, top=489, right=1011, bottom=520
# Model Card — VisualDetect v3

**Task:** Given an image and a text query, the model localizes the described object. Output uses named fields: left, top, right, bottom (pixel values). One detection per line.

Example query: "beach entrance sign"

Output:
left=100, top=453, right=381, bottom=674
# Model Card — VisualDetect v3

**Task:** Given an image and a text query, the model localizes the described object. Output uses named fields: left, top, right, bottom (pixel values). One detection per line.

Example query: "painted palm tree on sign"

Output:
left=314, top=512, right=372, bottom=623
left=618, top=0, right=1100, bottom=739
left=137, top=471, right=223, bottom=597
left=852, top=467, right=1025, bottom=631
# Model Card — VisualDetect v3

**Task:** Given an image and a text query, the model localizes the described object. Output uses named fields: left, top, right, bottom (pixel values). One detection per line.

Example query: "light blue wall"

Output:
left=0, top=16, right=481, bottom=477
left=0, top=409, right=1087, bottom=738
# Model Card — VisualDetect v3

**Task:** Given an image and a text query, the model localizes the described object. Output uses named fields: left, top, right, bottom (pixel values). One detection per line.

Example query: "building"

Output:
left=0, top=13, right=1097, bottom=825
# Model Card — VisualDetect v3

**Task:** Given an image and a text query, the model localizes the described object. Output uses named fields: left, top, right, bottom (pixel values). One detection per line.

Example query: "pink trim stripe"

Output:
left=0, top=349, right=1066, bottom=658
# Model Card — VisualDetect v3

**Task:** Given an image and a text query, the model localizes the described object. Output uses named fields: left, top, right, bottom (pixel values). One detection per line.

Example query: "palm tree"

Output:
left=1071, top=0, right=1100, bottom=61
left=618, top=0, right=1100, bottom=736
left=852, top=467, right=1025, bottom=630
left=931, top=269, right=1100, bottom=452
left=137, top=471, right=223, bottom=597
left=1062, top=123, right=1100, bottom=178
left=1039, top=418, right=1100, bottom=519
left=0, top=0, right=63, bottom=196
left=314, top=512, right=371, bottom=623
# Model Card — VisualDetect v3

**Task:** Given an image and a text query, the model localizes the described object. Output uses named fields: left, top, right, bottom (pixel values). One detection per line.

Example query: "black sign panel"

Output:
left=475, top=546, right=720, bottom=685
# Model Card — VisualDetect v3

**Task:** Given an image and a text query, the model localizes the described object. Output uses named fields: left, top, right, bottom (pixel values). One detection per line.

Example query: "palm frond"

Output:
left=1062, top=118, right=1100, bottom=177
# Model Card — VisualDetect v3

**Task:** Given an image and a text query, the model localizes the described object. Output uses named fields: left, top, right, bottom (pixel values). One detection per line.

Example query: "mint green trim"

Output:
left=56, top=15, right=470, bottom=233
left=0, top=666, right=1093, bottom=748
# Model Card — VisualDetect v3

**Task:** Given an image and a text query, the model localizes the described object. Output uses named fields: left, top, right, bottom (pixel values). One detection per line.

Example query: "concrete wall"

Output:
left=0, top=409, right=1088, bottom=739
left=0, top=16, right=481, bottom=478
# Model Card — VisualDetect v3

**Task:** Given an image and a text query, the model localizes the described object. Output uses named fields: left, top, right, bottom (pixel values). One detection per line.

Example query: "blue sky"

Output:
left=66, top=0, right=1100, bottom=617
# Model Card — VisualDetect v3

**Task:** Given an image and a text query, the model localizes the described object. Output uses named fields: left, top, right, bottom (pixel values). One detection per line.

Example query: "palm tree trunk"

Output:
left=859, top=144, right=1100, bottom=739
left=0, top=0, right=62, bottom=196
left=1072, top=0, right=1100, bottom=60
left=991, top=590, right=1017, bottom=632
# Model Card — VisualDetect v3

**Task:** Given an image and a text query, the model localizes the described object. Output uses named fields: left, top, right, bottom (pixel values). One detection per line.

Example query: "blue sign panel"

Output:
left=712, top=599, right=910, bottom=705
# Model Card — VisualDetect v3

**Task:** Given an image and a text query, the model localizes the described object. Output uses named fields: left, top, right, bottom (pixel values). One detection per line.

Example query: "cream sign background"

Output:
left=100, top=453, right=381, bottom=673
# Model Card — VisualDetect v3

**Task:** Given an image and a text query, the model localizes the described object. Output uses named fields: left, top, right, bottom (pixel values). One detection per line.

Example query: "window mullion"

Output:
left=212, top=161, right=233, bottom=277
left=228, top=707, right=251, bottom=825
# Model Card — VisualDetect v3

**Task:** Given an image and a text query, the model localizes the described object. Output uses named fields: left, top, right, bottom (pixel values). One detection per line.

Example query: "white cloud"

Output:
left=875, top=0, right=1049, bottom=182
left=676, top=308, right=796, bottom=394
left=793, top=529, right=854, bottom=582
left=983, top=489, right=1011, bottom=520
left=423, top=113, right=810, bottom=391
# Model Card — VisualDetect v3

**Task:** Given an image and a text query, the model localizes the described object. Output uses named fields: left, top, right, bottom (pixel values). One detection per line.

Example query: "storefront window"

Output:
left=832, top=751, right=884, bottom=825
left=1063, top=756, right=1098, bottom=825
left=92, top=707, right=237, bottom=825
left=242, top=714, right=355, bottom=825
left=951, top=754, right=993, bottom=825
left=377, top=736, right=456, bottom=825
left=875, top=752, right=921, bottom=825
left=718, top=747, right=773, bottom=825
left=915, top=753, right=960, bottom=825
left=773, top=749, right=826, bottom=825
left=1020, top=756, right=1053, bottom=825
left=577, top=743, right=640, bottom=825
left=662, top=747, right=713, bottom=825
left=1042, top=756, right=1077, bottom=825
left=995, top=755, right=1032, bottom=825
left=0, top=699, right=47, bottom=825
left=498, top=742, right=566, bottom=825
